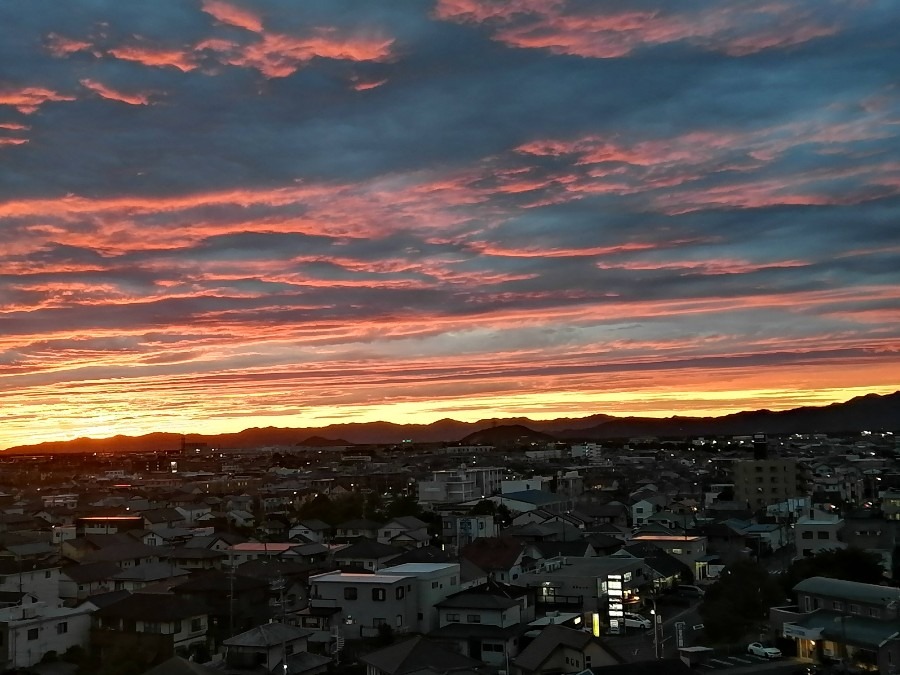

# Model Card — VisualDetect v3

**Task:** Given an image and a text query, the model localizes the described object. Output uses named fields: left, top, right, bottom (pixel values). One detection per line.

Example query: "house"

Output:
left=172, top=570, right=271, bottom=647
left=442, top=515, right=499, bottom=552
left=610, top=543, right=690, bottom=593
left=0, top=600, right=93, bottom=670
left=141, top=655, right=222, bottom=675
left=174, top=504, right=212, bottom=527
left=141, top=508, right=187, bottom=532
left=0, top=559, right=61, bottom=606
left=309, top=570, right=418, bottom=640
left=429, top=581, right=535, bottom=665
left=80, top=542, right=162, bottom=570
left=499, top=491, right=572, bottom=515
left=460, top=537, right=527, bottom=583
left=111, top=562, right=191, bottom=592
left=290, top=519, right=331, bottom=543
left=513, top=625, right=620, bottom=675
left=772, top=576, right=900, bottom=672
left=222, top=622, right=318, bottom=671
left=515, top=557, right=648, bottom=613
left=361, top=635, right=489, bottom=675
left=378, top=517, right=430, bottom=549
left=335, top=519, right=383, bottom=541
left=309, top=562, right=460, bottom=639
left=60, top=562, right=122, bottom=603
left=334, top=538, right=404, bottom=571
left=630, top=495, right=667, bottom=527
left=91, top=593, right=209, bottom=666
left=795, top=508, right=846, bottom=559
left=627, top=534, right=710, bottom=581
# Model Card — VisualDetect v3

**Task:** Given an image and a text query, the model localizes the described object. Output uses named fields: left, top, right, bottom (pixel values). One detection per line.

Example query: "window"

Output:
left=27, top=628, right=39, bottom=641
left=45, top=570, right=52, bottom=578
left=191, top=618, right=202, bottom=632
left=801, top=531, right=813, bottom=539
left=817, top=531, right=830, bottom=540
left=344, top=587, right=358, bottom=600
left=396, top=587, right=405, bottom=600
left=432, top=581, right=439, bottom=589
left=374, top=618, right=387, bottom=627
left=372, top=588, right=386, bottom=601
left=447, top=613, right=460, bottom=622
left=869, top=608, right=879, bottom=617
left=850, top=603, right=860, bottom=614
left=144, top=622, right=162, bottom=633
left=467, top=614, right=481, bottom=623
left=396, top=614, right=403, bottom=627
left=832, top=601, right=842, bottom=611
left=671, top=548, right=683, bottom=555
left=174, top=621, right=182, bottom=633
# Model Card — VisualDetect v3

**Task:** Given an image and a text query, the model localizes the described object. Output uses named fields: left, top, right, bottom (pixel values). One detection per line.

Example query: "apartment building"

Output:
left=772, top=577, right=900, bottom=672
left=308, top=563, right=460, bottom=640
left=795, top=508, right=845, bottom=559
left=733, top=459, right=802, bottom=510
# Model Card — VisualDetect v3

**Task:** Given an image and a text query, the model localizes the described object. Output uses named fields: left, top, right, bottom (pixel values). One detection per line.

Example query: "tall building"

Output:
left=734, top=458, right=802, bottom=510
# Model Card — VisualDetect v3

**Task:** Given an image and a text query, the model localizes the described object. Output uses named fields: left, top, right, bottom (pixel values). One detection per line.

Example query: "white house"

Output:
left=0, top=600, right=92, bottom=670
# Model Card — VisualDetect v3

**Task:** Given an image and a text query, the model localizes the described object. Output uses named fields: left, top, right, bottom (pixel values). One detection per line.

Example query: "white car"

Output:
left=622, top=612, right=652, bottom=629
left=748, top=643, right=782, bottom=659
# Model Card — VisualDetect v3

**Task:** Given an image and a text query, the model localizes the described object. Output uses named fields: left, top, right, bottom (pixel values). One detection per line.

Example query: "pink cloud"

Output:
left=80, top=79, right=152, bottom=105
left=0, top=138, right=28, bottom=146
left=352, top=77, right=388, bottom=91
left=201, top=0, right=264, bottom=33
left=108, top=43, right=198, bottom=72
left=0, top=86, right=76, bottom=114
left=435, top=0, right=840, bottom=58
left=45, top=33, right=93, bottom=57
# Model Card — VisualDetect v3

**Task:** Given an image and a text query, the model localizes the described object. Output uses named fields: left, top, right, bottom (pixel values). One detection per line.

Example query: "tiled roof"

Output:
left=361, top=636, right=485, bottom=675
left=460, top=536, right=524, bottom=572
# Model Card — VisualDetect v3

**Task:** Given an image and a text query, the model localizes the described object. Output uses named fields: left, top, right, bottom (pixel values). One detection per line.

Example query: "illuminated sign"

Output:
left=607, top=574, right=624, bottom=635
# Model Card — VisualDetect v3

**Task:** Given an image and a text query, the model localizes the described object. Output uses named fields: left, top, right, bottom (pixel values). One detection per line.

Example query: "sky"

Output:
left=1, top=0, right=900, bottom=449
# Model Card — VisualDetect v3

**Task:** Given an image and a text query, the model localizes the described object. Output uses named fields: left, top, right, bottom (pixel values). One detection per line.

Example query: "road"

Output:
left=604, top=599, right=704, bottom=661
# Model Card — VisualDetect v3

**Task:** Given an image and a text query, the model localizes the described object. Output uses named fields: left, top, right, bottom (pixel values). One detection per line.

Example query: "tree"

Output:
left=699, top=559, right=784, bottom=644
left=782, top=547, right=884, bottom=595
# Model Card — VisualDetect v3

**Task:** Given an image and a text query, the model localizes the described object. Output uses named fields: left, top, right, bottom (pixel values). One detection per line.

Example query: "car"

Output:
left=622, top=612, right=652, bottom=629
left=675, top=584, right=706, bottom=598
left=748, top=642, right=782, bottom=659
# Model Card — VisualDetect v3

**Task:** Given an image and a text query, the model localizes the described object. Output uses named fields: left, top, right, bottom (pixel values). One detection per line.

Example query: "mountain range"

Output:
left=3, top=390, right=897, bottom=455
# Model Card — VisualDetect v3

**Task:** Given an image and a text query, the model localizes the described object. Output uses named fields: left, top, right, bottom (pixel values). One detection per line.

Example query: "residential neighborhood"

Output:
left=0, top=429, right=899, bottom=673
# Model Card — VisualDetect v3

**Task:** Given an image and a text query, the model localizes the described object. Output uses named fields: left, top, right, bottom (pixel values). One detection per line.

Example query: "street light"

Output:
left=649, top=599, right=661, bottom=659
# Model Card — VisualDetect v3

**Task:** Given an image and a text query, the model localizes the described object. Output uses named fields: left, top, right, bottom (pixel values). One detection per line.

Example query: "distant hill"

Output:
left=297, top=436, right=353, bottom=447
left=457, top=424, right=556, bottom=446
left=2, top=390, right=897, bottom=455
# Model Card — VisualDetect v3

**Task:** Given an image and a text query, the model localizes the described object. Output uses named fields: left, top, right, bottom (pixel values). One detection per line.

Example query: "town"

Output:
left=1, top=427, right=899, bottom=675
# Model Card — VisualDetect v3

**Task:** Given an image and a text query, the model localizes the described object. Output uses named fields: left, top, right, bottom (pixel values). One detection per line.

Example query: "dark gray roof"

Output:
left=140, top=656, right=222, bottom=675
left=361, top=636, right=486, bottom=675
left=335, top=537, right=402, bottom=560
left=223, top=621, right=311, bottom=648
left=502, top=490, right=565, bottom=506
left=95, top=593, right=207, bottom=621
left=436, top=591, right=519, bottom=610
left=515, top=625, right=618, bottom=672
left=62, top=561, right=122, bottom=583
left=794, top=576, right=900, bottom=606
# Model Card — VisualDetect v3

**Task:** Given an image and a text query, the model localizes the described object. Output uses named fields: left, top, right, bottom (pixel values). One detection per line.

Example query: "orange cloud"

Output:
left=80, top=79, right=152, bottom=105
left=201, top=0, right=264, bottom=33
left=45, top=33, right=93, bottom=57
left=108, top=44, right=198, bottom=72
left=436, top=0, right=840, bottom=58
left=0, top=86, right=76, bottom=114
left=352, top=77, right=388, bottom=91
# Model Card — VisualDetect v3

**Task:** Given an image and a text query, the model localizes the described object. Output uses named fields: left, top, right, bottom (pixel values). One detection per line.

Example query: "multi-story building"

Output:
left=772, top=577, right=900, bottom=671
left=418, top=466, right=504, bottom=507
left=733, top=459, right=802, bottom=510
left=794, top=508, right=845, bottom=559
left=0, top=560, right=61, bottom=607
left=308, top=563, right=460, bottom=640
left=0, top=599, right=92, bottom=670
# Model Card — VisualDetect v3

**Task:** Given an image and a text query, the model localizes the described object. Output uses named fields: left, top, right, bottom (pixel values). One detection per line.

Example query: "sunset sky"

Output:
left=2, top=0, right=900, bottom=449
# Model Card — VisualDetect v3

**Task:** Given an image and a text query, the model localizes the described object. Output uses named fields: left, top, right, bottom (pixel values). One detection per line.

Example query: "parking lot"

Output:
left=699, top=653, right=777, bottom=670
